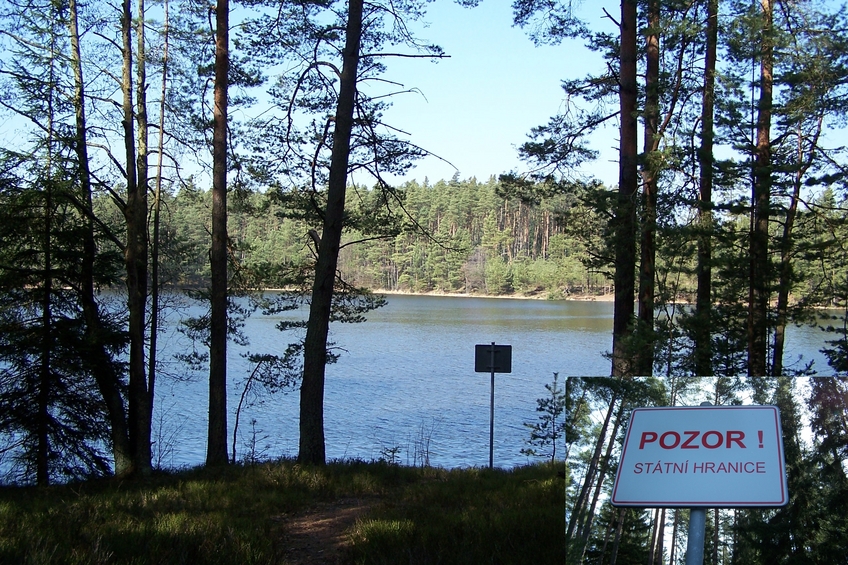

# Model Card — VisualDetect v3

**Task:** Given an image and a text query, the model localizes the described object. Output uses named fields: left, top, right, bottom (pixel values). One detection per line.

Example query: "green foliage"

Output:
left=0, top=162, right=125, bottom=485
left=138, top=177, right=613, bottom=299
left=582, top=504, right=651, bottom=565
left=521, top=372, right=566, bottom=461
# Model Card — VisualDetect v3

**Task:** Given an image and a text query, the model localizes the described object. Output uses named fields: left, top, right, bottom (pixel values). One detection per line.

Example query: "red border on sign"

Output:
left=611, top=406, right=787, bottom=507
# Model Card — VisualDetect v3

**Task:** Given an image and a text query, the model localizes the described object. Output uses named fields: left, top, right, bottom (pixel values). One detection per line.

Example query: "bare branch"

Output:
left=360, top=52, right=450, bottom=59
left=602, top=8, right=620, bottom=28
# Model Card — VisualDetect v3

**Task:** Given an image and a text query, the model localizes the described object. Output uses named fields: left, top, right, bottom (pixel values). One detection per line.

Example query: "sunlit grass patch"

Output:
left=348, top=518, right=416, bottom=563
left=350, top=517, right=415, bottom=542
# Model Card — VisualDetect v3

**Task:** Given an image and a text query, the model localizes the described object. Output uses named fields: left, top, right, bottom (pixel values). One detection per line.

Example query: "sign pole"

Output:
left=489, top=342, right=495, bottom=470
left=686, top=507, right=707, bottom=565
left=685, top=401, right=712, bottom=565
left=474, top=342, right=511, bottom=470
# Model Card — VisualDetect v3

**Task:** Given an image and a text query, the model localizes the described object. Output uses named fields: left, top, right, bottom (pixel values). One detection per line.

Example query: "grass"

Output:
left=0, top=459, right=565, bottom=565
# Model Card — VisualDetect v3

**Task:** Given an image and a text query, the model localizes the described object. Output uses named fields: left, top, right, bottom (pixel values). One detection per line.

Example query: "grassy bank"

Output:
left=0, top=460, right=564, bottom=564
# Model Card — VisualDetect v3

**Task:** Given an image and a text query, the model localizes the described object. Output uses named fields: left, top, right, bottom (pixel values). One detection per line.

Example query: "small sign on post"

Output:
left=474, top=343, right=512, bottom=373
left=474, top=343, right=512, bottom=469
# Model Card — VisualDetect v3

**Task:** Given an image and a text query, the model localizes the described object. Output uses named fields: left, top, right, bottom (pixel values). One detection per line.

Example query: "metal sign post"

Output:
left=684, top=402, right=712, bottom=565
left=686, top=506, right=707, bottom=565
left=474, top=343, right=512, bottom=469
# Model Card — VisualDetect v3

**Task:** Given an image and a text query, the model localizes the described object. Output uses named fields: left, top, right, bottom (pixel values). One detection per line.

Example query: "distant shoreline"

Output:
left=370, top=288, right=617, bottom=302
left=171, top=284, right=614, bottom=301
left=178, top=286, right=833, bottom=309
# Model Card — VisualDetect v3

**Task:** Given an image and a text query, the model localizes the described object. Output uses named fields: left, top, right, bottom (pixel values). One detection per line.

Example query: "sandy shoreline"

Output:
left=370, top=288, right=617, bottom=302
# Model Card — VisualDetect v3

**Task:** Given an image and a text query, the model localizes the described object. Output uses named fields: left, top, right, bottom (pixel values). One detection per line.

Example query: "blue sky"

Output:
left=374, top=0, right=621, bottom=187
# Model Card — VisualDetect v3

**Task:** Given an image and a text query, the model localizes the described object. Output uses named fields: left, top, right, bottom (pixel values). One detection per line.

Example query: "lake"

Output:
left=152, top=294, right=836, bottom=470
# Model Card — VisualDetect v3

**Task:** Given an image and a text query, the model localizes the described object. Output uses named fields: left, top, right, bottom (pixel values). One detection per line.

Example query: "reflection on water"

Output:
left=153, top=294, right=833, bottom=470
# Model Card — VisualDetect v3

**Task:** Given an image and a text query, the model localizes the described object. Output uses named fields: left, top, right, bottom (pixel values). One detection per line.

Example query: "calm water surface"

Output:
left=153, top=295, right=833, bottom=470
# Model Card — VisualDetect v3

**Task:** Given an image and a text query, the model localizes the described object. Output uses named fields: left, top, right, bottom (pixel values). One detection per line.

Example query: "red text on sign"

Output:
left=638, top=430, right=747, bottom=450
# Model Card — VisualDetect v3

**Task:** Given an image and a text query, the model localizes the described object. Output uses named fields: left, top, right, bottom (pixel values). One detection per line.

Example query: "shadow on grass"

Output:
left=346, top=463, right=566, bottom=565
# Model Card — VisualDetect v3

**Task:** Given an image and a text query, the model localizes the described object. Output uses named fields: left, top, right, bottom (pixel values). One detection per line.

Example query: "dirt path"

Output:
left=276, top=497, right=381, bottom=564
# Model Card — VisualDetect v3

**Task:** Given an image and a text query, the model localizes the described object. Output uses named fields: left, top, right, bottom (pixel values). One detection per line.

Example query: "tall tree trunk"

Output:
left=636, top=0, right=660, bottom=377
left=578, top=399, right=626, bottom=561
left=668, top=509, right=680, bottom=565
left=772, top=119, right=823, bottom=375
left=38, top=134, right=54, bottom=488
left=148, top=0, right=169, bottom=420
left=609, top=508, right=626, bottom=565
left=567, top=390, right=618, bottom=541
left=612, top=0, right=639, bottom=378
left=298, top=0, right=364, bottom=466
left=37, top=199, right=52, bottom=483
left=713, top=508, right=720, bottom=565
left=37, top=15, right=60, bottom=488
left=695, top=0, right=718, bottom=378
left=122, top=0, right=151, bottom=475
left=136, top=0, right=148, bottom=225
left=649, top=507, right=661, bottom=564
left=732, top=509, right=739, bottom=565
left=748, top=0, right=773, bottom=378
left=38, top=197, right=52, bottom=484
left=207, top=0, right=230, bottom=466
left=70, top=0, right=133, bottom=476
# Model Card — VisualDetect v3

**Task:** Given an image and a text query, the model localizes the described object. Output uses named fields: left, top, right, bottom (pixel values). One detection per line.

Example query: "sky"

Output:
left=372, top=0, right=621, bottom=187
left=376, top=0, right=848, bottom=192
left=0, top=1, right=618, bottom=189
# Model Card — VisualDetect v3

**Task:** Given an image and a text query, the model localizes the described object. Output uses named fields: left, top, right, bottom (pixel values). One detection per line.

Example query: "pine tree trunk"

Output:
left=120, top=0, right=151, bottom=475
left=732, top=509, right=739, bottom=564
left=37, top=15, right=59, bottom=488
left=713, top=508, right=720, bottom=565
left=207, top=0, right=230, bottom=466
left=773, top=119, right=822, bottom=376
left=38, top=147, right=52, bottom=487
left=647, top=507, right=660, bottom=565
left=299, top=0, right=364, bottom=465
left=669, top=509, right=679, bottom=565
left=695, top=0, right=718, bottom=378
left=636, top=0, right=660, bottom=377
left=609, top=508, right=626, bottom=565
left=70, top=0, right=133, bottom=476
left=578, top=399, right=626, bottom=560
left=611, top=0, right=639, bottom=378
left=148, top=0, right=169, bottom=421
left=748, top=0, right=773, bottom=378
left=567, top=390, right=618, bottom=541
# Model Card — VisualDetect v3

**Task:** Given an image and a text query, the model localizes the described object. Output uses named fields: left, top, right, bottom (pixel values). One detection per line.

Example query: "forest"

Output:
left=102, top=173, right=847, bottom=303
left=0, top=9, right=847, bottom=560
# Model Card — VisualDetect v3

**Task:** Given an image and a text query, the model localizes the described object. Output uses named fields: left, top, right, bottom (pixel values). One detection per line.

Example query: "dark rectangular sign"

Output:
left=474, top=344, right=512, bottom=373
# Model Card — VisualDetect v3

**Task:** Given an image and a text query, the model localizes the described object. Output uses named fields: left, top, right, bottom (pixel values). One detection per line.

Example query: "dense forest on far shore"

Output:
left=121, top=173, right=843, bottom=306
left=105, top=175, right=609, bottom=298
